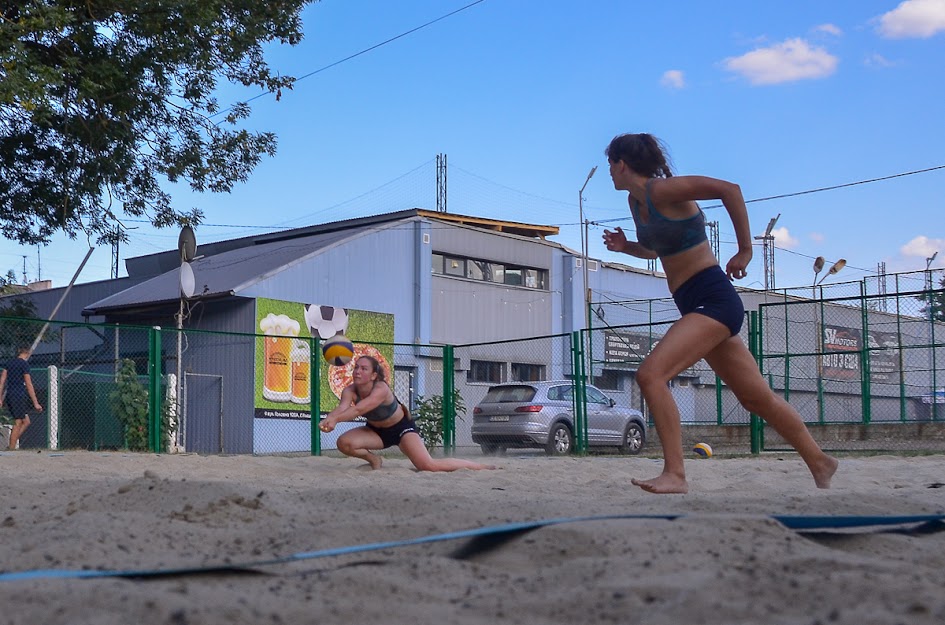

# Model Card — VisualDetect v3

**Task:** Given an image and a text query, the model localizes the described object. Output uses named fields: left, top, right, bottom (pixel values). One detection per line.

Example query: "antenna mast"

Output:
left=436, top=153, right=448, bottom=213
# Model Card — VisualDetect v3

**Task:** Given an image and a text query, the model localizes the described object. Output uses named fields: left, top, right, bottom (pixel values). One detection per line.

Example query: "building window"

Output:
left=592, top=370, right=621, bottom=391
left=525, top=268, right=544, bottom=289
left=504, top=267, right=523, bottom=286
left=444, top=256, right=465, bottom=276
left=467, top=360, right=505, bottom=384
left=431, top=252, right=546, bottom=290
left=467, top=260, right=503, bottom=282
left=511, top=363, right=545, bottom=382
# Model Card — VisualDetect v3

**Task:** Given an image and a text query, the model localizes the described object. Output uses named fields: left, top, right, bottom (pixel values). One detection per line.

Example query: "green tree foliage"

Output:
left=917, top=274, right=945, bottom=322
left=0, top=269, right=41, bottom=359
left=0, top=0, right=314, bottom=245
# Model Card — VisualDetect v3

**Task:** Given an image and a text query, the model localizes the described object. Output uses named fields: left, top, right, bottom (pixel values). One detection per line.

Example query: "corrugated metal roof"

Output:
left=88, top=209, right=567, bottom=315
left=124, top=209, right=427, bottom=278
left=83, top=227, right=362, bottom=315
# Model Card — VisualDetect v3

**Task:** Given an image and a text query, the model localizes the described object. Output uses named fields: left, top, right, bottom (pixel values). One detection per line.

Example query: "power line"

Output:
left=590, top=163, right=945, bottom=226
left=117, top=161, right=945, bottom=236
left=215, top=0, right=488, bottom=117
left=700, top=164, right=945, bottom=210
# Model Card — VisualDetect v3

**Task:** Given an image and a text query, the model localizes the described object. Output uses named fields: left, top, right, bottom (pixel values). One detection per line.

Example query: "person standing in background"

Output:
left=0, top=346, right=43, bottom=450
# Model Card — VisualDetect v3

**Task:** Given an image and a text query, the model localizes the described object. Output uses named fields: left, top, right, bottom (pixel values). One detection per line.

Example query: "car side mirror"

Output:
left=609, top=398, right=615, bottom=407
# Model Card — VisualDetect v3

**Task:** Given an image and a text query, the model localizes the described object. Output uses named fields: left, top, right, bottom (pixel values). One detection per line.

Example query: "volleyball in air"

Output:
left=321, top=333, right=354, bottom=366
left=693, top=442, right=713, bottom=458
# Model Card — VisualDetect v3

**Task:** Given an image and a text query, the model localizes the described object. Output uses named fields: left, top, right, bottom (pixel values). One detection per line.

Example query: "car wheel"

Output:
left=620, top=422, right=645, bottom=455
left=545, top=423, right=573, bottom=456
left=480, top=443, right=507, bottom=456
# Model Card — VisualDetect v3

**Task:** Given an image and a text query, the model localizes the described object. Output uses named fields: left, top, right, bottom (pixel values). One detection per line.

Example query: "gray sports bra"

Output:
left=354, top=386, right=401, bottom=422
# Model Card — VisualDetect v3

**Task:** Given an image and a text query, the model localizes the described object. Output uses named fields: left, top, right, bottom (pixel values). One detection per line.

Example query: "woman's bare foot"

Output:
left=811, top=455, right=839, bottom=489
left=631, top=473, right=689, bottom=494
left=365, top=453, right=383, bottom=470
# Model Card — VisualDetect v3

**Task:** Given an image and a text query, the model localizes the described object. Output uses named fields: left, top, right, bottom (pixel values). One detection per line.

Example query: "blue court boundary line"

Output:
left=1, top=513, right=942, bottom=582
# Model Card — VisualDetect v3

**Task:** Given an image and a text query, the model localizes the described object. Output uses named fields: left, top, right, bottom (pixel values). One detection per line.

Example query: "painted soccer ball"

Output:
left=304, top=304, right=349, bottom=340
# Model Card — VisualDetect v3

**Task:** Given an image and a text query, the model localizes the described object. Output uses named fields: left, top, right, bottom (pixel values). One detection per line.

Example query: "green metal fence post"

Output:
left=578, top=330, right=588, bottom=454
left=783, top=295, right=790, bottom=402
left=895, top=279, right=906, bottom=422
left=924, top=269, right=935, bottom=420
left=748, top=311, right=762, bottom=454
left=817, top=297, right=825, bottom=425
left=570, top=331, right=587, bottom=455
left=860, top=282, right=872, bottom=424
left=310, top=336, right=321, bottom=456
left=570, top=332, right=579, bottom=447
left=443, top=344, right=455, bottom=455
left=148, top=326, right=162, bottom=453
left=715, top=375, right=723, bottom=426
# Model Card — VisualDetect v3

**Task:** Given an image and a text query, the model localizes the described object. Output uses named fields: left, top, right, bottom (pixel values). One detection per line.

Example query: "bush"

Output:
left=108, top=359, right=174, bottom=452
left=413, top=390, right=465, bottom=449
left=109, top=359, right=149, bottom=451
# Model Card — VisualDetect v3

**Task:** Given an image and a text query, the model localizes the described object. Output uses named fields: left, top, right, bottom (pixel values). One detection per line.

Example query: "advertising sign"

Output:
left=867, top=330, right=900, bottom=383
left=603, top=331, right=657, bottom=364
left=821, top=324, right=861, bottom=381
left=254, top=298, right=394, bottom=420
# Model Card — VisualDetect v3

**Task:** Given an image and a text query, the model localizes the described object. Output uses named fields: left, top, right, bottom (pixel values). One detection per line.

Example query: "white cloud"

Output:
left=809, top=232, right=825, bottom=243
left=772, top=227, right=799, bottom=249
left=864, top=53, right=896, bottom=68
left=814, top=23, right=843, bottom=36
left=660, top=70, right=686, bottom=89
left=900, top=235, right=945, bottom=258
left=877, top=0, right=945, bottom=39
left=722, top=38, right=838, bottom=85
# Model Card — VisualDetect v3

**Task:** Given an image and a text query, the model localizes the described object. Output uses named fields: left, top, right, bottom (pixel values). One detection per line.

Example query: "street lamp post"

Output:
left=816, top=258, right=847, bottom=288
left=579, top=166, right=597, bottom=330
left=812, top=256, right=825, bottom=300
left=754, top=214, right=780, bottom=290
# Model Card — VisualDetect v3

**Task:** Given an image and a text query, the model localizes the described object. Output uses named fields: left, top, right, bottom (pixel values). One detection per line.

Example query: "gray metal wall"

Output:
left=240, top=220, right=423, bottom=344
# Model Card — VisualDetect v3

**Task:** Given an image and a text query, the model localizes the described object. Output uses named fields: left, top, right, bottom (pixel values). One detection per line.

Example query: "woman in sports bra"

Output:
left=601, top=133, right=837, bottom=494
left=320, top=355, right=494, bottom=472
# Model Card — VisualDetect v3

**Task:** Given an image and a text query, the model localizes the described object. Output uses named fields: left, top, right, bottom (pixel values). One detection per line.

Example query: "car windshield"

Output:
left=481, top=385, right=537, bottom=403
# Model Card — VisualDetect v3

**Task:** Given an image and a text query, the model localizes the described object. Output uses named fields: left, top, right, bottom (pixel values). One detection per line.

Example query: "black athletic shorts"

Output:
left=366, top=416, right=418, bottom=449
left=672, top=265, right=745, bottom=336
left=5, top=395, right=30, bottom=420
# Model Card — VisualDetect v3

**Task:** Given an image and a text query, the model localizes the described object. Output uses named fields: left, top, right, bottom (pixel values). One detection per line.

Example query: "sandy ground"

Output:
left=0, top=449, right=944, bottom=625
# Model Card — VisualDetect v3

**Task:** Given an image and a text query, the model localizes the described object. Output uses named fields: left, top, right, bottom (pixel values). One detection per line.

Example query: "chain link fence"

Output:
left=758, top=284, right=945, bottom=452
left=1, top=268, right=942, bottom=456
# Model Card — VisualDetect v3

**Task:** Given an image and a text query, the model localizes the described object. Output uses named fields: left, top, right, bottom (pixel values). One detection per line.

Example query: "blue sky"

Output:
left=3, top=0, right=944, bottom=294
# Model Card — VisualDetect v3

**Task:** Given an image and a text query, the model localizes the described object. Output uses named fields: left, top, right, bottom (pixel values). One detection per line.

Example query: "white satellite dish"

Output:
left=179, top=261, right=195, bottom=298
left=178, top=225, right=197, bottom=263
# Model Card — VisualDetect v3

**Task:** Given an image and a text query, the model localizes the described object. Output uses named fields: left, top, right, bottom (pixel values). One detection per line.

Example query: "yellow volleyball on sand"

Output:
left=322, top=334, right=354, bottom=366
left=693, top=442, right=713, bottom=458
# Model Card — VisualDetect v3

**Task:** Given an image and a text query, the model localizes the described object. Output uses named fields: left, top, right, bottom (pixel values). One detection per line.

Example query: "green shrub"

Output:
left=108, top=359, right=174, bottom=452
left=109, top=359, right=149, bottom=451
left=413, top=390, right=465, bottom=449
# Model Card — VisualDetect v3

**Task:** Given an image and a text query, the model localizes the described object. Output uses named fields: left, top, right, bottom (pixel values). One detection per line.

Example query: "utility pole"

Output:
left=707, top=220, right=720, bottom=261
left=111, top=226, right=121, bottom=279
left=877, top=261, right=887, bottom=312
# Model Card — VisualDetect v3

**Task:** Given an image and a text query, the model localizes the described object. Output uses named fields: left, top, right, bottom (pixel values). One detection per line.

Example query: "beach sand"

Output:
left=0, top=450, right=943, bottom=625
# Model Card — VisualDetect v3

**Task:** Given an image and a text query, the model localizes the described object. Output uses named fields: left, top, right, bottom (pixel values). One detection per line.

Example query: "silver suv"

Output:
left=471, top=381, right=646, bottom=456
